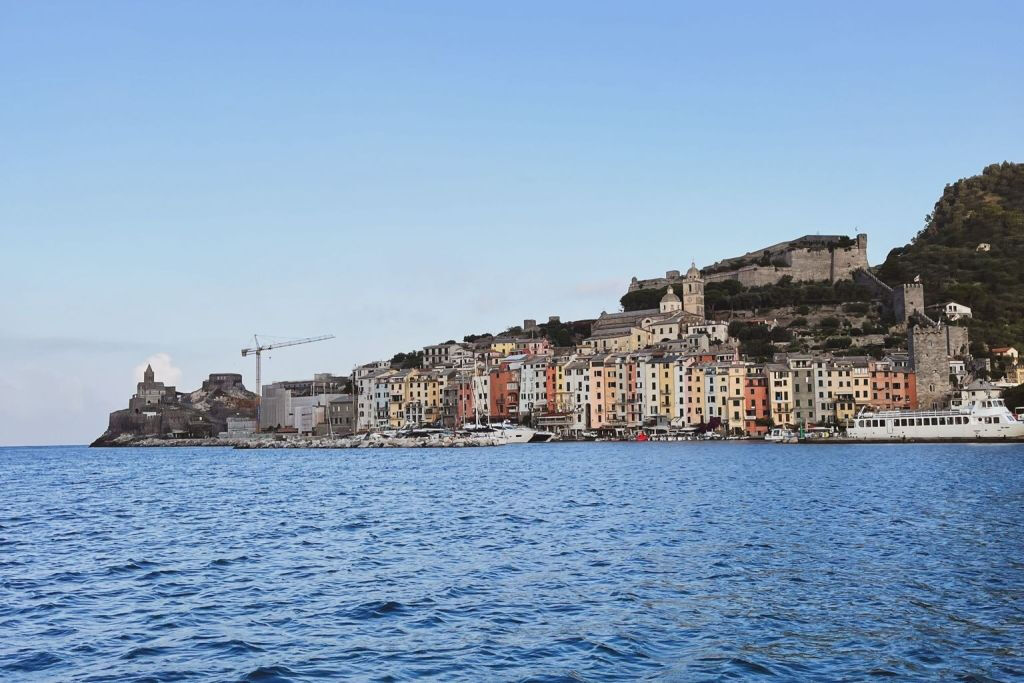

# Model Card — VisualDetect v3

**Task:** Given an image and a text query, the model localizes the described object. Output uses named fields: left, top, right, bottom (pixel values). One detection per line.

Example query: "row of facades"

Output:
left=353, top=336, right=917, bottom=436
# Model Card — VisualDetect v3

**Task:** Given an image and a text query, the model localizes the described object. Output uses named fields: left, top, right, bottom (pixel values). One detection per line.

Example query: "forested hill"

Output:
left=875, top=161, right=1024, bottom=351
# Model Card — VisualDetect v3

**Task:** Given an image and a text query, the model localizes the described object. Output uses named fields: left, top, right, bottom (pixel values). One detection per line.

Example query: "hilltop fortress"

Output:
left=628, top=233, right=869, bottom=291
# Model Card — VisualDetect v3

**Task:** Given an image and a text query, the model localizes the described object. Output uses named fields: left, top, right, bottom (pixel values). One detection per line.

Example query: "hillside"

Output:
left=875, top=162, right=1024, bottom=352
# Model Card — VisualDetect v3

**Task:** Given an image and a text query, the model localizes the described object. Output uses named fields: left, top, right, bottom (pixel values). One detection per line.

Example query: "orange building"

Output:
left=743, top=371, right=770, bottom=436
left=489, top=364, right=519, bottom=421
left=869, top=362, right=918, bottom=411
left=455, top=375, right=475, bottom=426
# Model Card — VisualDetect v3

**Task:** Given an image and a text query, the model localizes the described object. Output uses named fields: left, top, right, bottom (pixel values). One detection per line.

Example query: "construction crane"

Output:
left=241, top=334, right=335, bottom=426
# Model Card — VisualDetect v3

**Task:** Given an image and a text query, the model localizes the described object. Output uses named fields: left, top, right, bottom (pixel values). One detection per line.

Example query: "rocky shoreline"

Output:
left=91, top=434, right=504, bottom=449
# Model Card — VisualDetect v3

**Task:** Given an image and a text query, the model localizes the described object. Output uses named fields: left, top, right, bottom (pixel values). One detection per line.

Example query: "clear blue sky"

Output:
left=1, top=1, right=1022, bottom=445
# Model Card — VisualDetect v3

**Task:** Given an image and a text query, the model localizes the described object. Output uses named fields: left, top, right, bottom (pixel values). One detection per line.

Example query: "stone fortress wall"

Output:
left=628, top=234, right=869, bottom=292
left=852, top=270, right=929, bottom=324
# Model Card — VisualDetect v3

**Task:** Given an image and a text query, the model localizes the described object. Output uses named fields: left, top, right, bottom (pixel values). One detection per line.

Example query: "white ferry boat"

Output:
left=845, top=398, right=1024, bottom=441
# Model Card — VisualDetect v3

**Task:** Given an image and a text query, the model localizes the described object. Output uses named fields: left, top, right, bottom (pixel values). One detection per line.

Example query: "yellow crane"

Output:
left=241, top=334, right=334, bottom=426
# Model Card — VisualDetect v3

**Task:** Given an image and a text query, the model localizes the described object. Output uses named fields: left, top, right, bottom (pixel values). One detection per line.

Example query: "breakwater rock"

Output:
left=92, top=434, right=503, bottom=449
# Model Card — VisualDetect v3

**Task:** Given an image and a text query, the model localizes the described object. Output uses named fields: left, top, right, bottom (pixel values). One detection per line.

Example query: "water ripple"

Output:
left=1, top=443, right=1023, bottom=680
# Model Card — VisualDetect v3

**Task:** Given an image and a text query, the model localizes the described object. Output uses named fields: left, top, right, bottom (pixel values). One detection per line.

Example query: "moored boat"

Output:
left=462, top=421, right=537, bottom=444
left=844, top=398, right=1024, bottom=441
left=764, top=427, right=797, bottom=443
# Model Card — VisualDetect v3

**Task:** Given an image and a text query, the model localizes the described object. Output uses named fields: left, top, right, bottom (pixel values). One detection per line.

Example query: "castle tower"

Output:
left=660, top=286, right=682, bottom=314
left=683, top=262, right=705, bottom=318
left=143, top=363, right=155, bottom=384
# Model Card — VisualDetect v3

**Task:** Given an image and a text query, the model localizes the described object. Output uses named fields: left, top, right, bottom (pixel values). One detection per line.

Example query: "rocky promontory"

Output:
left=91, top=370, right=257, bottom=447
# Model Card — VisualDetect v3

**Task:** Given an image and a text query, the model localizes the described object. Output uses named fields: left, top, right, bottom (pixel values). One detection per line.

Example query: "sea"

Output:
left=1, top=442, right=1022, bottom=681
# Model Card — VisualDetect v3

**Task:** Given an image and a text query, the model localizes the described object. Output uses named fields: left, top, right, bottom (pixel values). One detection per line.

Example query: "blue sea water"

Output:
left=1, top=442, right=1022, bottom=681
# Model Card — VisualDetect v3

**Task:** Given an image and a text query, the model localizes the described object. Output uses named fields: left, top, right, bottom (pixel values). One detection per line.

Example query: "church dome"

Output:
left=661, top=285, right=681, bottom=303
left=686, top=262, right=701, bottom=279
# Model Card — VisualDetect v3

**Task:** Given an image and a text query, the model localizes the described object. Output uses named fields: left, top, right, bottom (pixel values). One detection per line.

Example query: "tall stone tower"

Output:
left=143, top=363, right=155, bottom=384
left=894, top=283, right=925, bottom=322
left=683, top=262, right=705, bottom=318
left=910, top=323, right=970, bottom=410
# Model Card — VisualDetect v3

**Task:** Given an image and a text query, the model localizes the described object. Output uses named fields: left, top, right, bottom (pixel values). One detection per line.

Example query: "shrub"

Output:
left=819, top=316, right=841, bottom=331
left=825, top=336, right=853, bottom=349
left=843, top=302, right=869, bottom=315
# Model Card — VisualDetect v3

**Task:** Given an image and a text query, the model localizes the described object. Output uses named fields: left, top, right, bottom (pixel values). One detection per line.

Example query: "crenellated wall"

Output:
left=703, top=234, right=869, bottom=287
left=629, top=234, right=868, bottom=292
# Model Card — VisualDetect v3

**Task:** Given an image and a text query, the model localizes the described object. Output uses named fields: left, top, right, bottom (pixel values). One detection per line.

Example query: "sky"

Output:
left=1, top=1, right=1022, bottom=446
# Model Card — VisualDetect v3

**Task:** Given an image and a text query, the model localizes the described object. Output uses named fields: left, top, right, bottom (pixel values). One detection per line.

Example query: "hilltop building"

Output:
left=128, top=364, right=178, bottom=412
left=591, top=266, right=707, bottom=352
left=95, top=369, right=257, bottom=445
left=627, top=234, right=868, bottom=293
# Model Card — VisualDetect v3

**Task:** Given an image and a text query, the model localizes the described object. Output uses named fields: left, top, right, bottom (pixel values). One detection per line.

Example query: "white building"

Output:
left=471, top=373, right=490, bottom=422
left=422, top=342, right=473, bottom=368
left=356, top=366, right=394, bottom=431
left=686, top=322, right=730, bottom=343
left=935, top=301, right=972, bottom=321
left=260, top=385, right=339, bottom=431
left=225, top=417, right=257, bottom=438
left=518, top=357, right=549, bottom=418
left=564, top=359, right=590, bottom=431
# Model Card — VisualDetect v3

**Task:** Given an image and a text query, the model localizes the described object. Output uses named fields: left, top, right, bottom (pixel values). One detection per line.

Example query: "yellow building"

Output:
left=387, top=369, right=418, bottom=428
left=603, top=354, right=631, bottom=428
left=1006, top=364, right=1024, bottom=385
left=834, top=392, right=857, bottom=426
left=584, top=326, right=652, bottom=353
left=548, top=356, right=573, bottom=413
left=725, top=363, right=748, bottom=432
left=685, top=363, right=706, bottom=425
left=767, top=364, right=794, bottom=426
left=406, top=371, right=441, bottom=426
left=490, top=339, right=517, bottom=356
left=655, top=357, right=675, bottom=420
left=830, top=358, right=872, bottom=412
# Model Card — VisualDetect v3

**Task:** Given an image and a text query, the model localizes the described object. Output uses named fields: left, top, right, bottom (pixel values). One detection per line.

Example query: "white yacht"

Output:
left=845, top=398, right=1024, bottom=441
left=462, top=421, right=538, bottom=444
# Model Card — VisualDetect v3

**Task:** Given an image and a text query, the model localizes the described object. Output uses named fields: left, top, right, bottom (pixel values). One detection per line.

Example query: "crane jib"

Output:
left=240, top=334, right=335, bottom=427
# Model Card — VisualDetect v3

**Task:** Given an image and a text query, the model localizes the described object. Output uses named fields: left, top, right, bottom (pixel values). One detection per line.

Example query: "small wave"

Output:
left=121, top=645, right=172, bottom=660
left=238, top=664, right=299, bottom=682
left=3, top=651, right=63, bottom=672
left=105, top=559, right=155, bottom=575
left=728, top=657, right=775, bottom=676
left=346, top=599, right=405, bottom=620
left=195, top=638, right=265, bottom=655
left=442, top=584, right=483, bottom=599
left=141, top=568, right=182, bottom=580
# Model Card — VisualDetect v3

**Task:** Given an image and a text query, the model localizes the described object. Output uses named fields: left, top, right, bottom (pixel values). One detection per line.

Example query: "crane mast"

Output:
left=241, top=334, right=334, bottom=428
